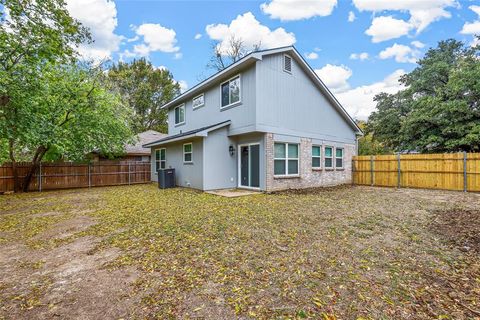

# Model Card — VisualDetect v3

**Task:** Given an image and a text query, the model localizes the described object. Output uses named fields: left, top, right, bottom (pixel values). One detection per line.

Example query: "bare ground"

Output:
left=0, top=185, right=479, bottom=319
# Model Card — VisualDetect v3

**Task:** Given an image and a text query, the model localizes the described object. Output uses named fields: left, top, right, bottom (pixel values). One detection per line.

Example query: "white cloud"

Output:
left=365, top=16, right=412, bottom=43
left=177, top=80, right=188, bottom=93
left=66, top=0, right=122, bottom=61
left=314, top=47, right=321, bottom=52
left=194, top=33, right=202, bottom=40
left=350, top=52, right=369, bottom=60
left=411, top=40, right=425, bottom=48
left=315, top=64, right=352, bottom=93
left=354, top=0, right=457, bottom=42
left=305, top=52, right=319, bottom=60
left=379, top=43, right=419, bottom=63
left=348, top=11, right=356, bottom=22
left=336, top=69, right=406, bottom=120
left=133, top=23, right=180, bottom=56
left=205, top=12, right=296, bottom=53
left=174, top=52, right=183, bottom=59
left=260, top=0, right=337, bottom=21
left=127, top=36, right=139, bottom=43
left=461, top=5, right=480, bottom=36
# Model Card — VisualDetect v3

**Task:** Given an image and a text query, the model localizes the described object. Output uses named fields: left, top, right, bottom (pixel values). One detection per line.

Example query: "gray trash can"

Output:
left=158, top=168, right=175, bottom=189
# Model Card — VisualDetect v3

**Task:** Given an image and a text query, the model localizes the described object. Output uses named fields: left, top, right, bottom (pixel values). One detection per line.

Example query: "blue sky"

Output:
left=67, top=0, right=480, bottom=119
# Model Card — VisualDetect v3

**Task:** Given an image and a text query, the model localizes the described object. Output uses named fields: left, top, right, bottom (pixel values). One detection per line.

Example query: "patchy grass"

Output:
left=0, top=184, right=479, bottom=319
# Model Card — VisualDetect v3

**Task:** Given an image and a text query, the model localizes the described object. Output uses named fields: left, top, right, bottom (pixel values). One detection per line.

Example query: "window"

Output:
left=192, top=94, right=204, bottom=109
left=274, top=142, right=299, bottom=176
left=220, top=75, right=241, bottom=108
left=325, top=146, right=333, bottom=169
left=336, top=148, right=344, bottom=169
left=183, top=143, right=193, bottom=163
left=174, top=104, right=185, bottom=125
left=284, top=54, right=292, bottom=73
left=312, top=145, right=321, bottom=169
left=155, top=148, right=166, bottom=171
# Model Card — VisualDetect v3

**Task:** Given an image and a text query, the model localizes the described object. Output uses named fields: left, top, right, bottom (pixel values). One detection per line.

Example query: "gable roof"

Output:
left=161, top=46, right=362, bottom=135
left=143, top=120, right=231, bottom=148
left=126, top=130, right=167, bottom=155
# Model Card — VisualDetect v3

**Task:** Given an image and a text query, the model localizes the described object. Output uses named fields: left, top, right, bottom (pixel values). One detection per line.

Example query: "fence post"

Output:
left=351, top=158, right=355, bottom=185
left=397, top=154, right=401, bottom=188
left=38, top=162, right=42, bottom=192
left=88, top=163, right=91, bottom=188
left=370, top=155, right=374, bottom=186
left=463, top=151, right=467, bottom=192
left=128, top=162, right=131, bottom=185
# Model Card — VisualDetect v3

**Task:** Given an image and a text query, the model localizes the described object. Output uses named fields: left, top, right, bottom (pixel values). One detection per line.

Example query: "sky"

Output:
left=66, top=0, right=480, bottom=120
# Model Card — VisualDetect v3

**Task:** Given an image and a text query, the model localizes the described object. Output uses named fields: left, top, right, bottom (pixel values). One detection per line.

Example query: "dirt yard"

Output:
left=0, top=184, right=479, bottom=319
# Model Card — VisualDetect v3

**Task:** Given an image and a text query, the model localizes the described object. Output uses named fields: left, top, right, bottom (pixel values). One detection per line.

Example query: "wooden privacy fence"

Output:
left=0, top=161, right=151, bottom=193
left=352, top=153, right=480, bottom=192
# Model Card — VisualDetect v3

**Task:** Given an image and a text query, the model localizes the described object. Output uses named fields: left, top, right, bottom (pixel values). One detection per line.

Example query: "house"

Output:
left=144, top=46, right=362, bottom=192
left=91, top=130, right=167, bottom=162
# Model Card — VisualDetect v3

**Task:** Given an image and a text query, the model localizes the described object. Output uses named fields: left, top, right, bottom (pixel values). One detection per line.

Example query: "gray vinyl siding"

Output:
left=255, top=54, right=357, bottom=144
left=203, top=129, right=266, bottom=191
left=202, top=127, right=237, bottom=190
left=151, top=137, right=203, bottom=189
left=168, top=66, right=256, bottom=136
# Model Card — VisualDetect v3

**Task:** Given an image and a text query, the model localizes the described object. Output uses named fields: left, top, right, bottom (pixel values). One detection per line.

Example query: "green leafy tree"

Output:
left=356, top=120, right=392, bottom=155
left=107, top=58, right=180, bottom=134
left=0, top=0, right=90, bottom=191
left=368, top=39, right=480, bottom=153
left=3, top=63, right=133, bottom=191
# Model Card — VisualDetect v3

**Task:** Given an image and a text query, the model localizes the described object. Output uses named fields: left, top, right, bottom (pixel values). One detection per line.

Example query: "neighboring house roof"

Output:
left=160, top=46, right=362, bottom=135
left=143, top=120, right=231, bottom=148
left=126, top=130, right=168, bottom=155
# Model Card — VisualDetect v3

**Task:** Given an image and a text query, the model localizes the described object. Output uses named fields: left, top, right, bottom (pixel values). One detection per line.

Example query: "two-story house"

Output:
left=144, top=46, right=362, bottom=192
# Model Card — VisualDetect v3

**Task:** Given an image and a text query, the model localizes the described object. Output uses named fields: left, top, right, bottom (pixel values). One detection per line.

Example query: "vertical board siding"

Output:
left=0, top=161, right=151, bottom=193
left=353, top=153, right=480, bottom=192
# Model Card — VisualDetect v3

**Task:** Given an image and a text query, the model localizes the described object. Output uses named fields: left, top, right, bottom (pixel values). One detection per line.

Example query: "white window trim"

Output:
left=220, top=74, right=242, bottom=110
left=174, top=103, right=185, bottom=126
left=183, top=142, right=193, bottom=164
left=159, top=148, right=166, bottom=170
left=312, top=145, right=322, bottom=169
left=283, top=54, right=292, bottom=74
left=324, top=146, right=334, bottom=169
left=335, top=147, right=344, bottom=169
left=273, top=142, right=299, bottom=177
left=192, top=93, right=205, bottom=110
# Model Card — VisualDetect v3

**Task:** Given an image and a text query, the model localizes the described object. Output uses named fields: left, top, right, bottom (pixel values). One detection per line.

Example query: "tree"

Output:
left=368, top=39, right=480, bottom=153
left=356, top=120, right=392, bottom=155
left=207, top=35, right=261, bottom=72
left=0, top=0, right=90, bottom=191
left=107, top=58, right=180, bottom=133
left=1, top=62, right=133, bottom=192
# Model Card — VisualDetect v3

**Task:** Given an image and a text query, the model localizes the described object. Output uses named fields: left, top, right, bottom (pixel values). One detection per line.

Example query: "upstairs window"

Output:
left=284, top=54, right=292, bottom=73
left=274, top=142, right=299, bottom=176
left=312, top=145, right=321, bottom=169
left=192, top=94, right=204, bottom=109
left=336, top=148, right=344, bottom=169
left=325, top=146, right=333, bottom=169
left=221, top=75, right=241, bottom=108
left=174, top=104, right=185, bottom=125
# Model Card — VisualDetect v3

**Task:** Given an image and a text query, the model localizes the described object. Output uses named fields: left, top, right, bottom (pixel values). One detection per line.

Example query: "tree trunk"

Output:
left=22, top=145, right=48, bottom=192
left=8, top=139, right=20, bottom=192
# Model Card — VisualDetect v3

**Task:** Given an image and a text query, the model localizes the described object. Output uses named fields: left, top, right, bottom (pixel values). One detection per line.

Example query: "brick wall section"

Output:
left=265, top=133, right=356, bottom=192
